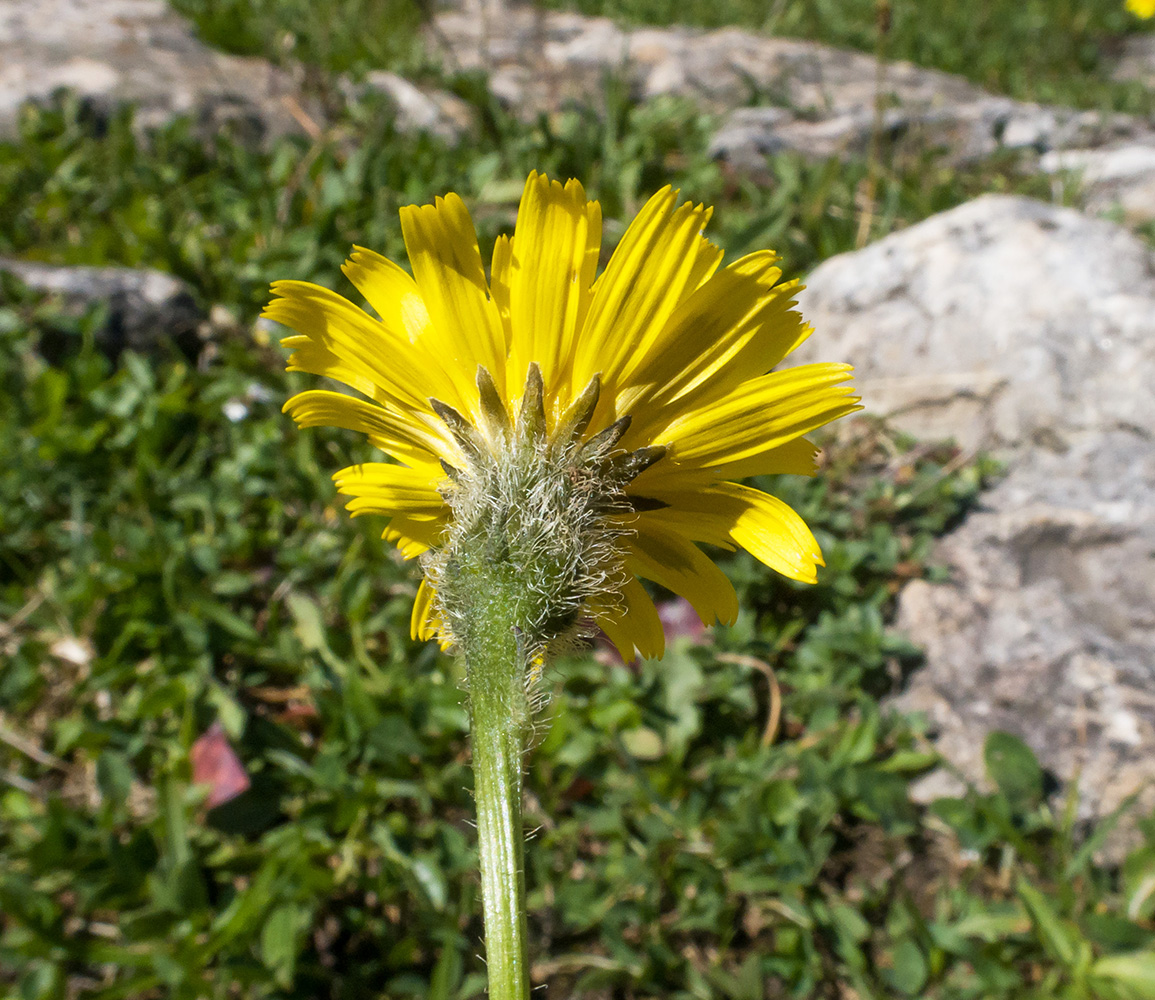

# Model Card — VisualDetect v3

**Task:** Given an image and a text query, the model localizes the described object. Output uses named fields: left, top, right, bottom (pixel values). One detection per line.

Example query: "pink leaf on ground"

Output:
left=190, top=722, right=250, bottom=809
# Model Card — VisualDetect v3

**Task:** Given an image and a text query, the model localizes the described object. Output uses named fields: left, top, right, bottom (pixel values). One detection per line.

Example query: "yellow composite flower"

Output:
left=265, top=173, right=859, bottom=662
left=1127, top=0, right=1154, bottom=17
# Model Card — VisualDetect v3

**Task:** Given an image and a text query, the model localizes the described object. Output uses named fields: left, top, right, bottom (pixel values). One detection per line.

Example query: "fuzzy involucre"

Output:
left=423, top=363, right=663, bottom=669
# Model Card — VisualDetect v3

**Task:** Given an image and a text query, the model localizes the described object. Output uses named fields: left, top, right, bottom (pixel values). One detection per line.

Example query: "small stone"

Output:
left=0, top=257, right=205, bottom=358
left=1041, top=144, right=1155, bottom=225
left=208, top=303, right=240, bottom=331
left=50, top=636, right=94, bottom=667
left=356, top=70, right=476, bottom=144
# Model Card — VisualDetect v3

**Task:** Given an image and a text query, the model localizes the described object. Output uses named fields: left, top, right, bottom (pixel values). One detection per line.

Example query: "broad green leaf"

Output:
left=889, top=939, right=929, bottom=996
left=950, top=907, right=1031, bottom=942
left=1091, top=950, right=1155, bottom=997
left=985, top=731, right=1044, bottom=810
left=261, top=904, right=305, bottom=986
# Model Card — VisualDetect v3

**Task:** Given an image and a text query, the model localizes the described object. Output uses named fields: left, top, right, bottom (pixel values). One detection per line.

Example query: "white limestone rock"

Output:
left=796, top=196, right=1155, bottom=830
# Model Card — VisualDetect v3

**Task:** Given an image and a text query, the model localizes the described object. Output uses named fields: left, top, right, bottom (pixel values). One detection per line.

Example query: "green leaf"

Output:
left=830, top=902, right=871, bottom=943
left=261, top=904, right=306, bottom=986
left=889, top=939, right=929, bottom=996
left=287, top=591, right=327, bottom=654
left=428, top=936, right=463, bottom=1000
left=1065, top=791, right=1141, bottom=880
left=411, top=857, right=448, bottom=912
left=879, top=749, right=939, bottom=773
left=950, top=907, right=1031, bottom=942
left=95, top=751, right=135, bottom=805
left=18, top=961, right=60, bottom=1000
left=621, top=726, right=665, bottom=761
left=1091, top=951, right=1155, bottom=997
left=1018, top=877, right=1080, bottom=967
left=1123, top=846, right=1155, bottom=923
left=287, top=591, right=345, bottom=673
left=193, top=596, right=260, bottom=643
left=985, top=731, right=1044, bottom=810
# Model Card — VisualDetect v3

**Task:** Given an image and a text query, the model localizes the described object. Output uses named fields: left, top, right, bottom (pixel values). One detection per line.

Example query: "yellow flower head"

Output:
left=1127, top=0, right=1154, bottom=17
left=265, top=173, right=859, bottom=662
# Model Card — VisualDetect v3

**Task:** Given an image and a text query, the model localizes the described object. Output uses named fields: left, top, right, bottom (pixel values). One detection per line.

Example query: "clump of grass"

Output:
left=170, top=0, right=431, bottom=76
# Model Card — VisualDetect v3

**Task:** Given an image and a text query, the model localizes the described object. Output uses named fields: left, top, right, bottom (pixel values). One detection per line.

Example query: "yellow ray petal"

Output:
left=625, top=523, right=738, bottom=626
left=506, top=172, right=602, bottom=402
left=698, top=435, right=820, bottom=481
left=641, top=483, right=823, bottom=584
left=490, top=234, right=513, bottom=352
left=623, top=253, right=812, bottom=441
left=266, top=280, right=431, bottom=411
left=383, top=509, right=450, bottom=560
left=400, top=193, right=508, bottom=406
left=342, top=247, right=433, bottom=345
left=332, top=462, right=447, bottom=520
left=661, top=364, right=860, bottom=470
left=594, top=610, right=637, bottom=666
left=411, top=578, right=448, bottom=648
left=572, top=187, right=717, bottom=406
left=633, top=508, right=736, bottom=551
left=722, top=485, right=824, bottom=583
left=283, top=389, right=455, bottom=467
left=590, top=574, right=666, bottom=663
left=684, top=236, right=724, bottom=294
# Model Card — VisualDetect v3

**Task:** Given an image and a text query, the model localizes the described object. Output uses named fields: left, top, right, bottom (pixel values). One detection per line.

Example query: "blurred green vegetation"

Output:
left=170, top=0, right=432, bottom=75
left=2, top=0, right=1155, bottom=997
left=0, top=92, right=1069, bottom=311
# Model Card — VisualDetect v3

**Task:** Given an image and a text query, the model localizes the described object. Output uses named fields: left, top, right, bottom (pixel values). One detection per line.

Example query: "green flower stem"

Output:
left=460, top=572, right=532, bottom=1000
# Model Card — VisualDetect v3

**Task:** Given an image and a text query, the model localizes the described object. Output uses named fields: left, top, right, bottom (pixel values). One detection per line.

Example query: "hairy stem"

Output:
left=428, top=365, right=643, bottom=1000
left=459, top=568, right=532, bottom=1000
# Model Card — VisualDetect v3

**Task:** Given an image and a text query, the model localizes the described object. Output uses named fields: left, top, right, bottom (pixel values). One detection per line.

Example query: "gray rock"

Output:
left=708, top=107, right=793, bottom=175
left=1112, top=34, right=1155, bottom=89
left=796, top=196, right=1155, bottom=830
left=1041, top=144, right=1155, bottom=227
left=0, top=258, right=205, bottom=357
left=427, top=6, right=1154, bottom=172
left=0, top=0, right=322, bottom=141
left=348, top=71, right=476, bottom=144
left=0, top=0, right=489, bottom=149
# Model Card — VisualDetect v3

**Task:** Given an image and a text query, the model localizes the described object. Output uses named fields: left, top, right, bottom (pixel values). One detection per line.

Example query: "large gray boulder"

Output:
left=797, top=195, right=1155, bottom=825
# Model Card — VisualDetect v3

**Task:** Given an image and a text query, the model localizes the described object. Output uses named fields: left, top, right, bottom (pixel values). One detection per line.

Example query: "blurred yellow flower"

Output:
left=1127, top=0, right=1155, bottom=17
left=266, top=173, right=858, bottom=662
